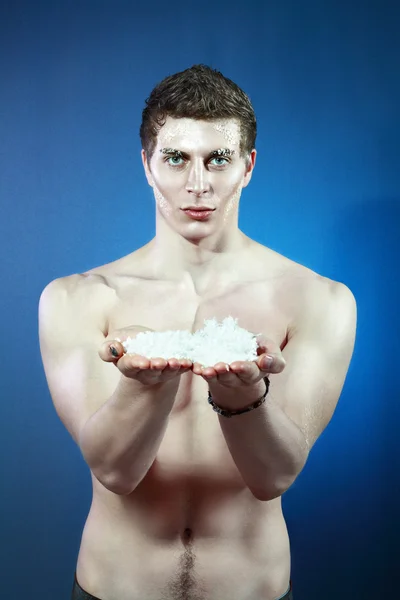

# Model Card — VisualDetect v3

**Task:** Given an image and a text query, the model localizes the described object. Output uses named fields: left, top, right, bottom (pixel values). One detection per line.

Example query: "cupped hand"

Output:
left=192, top=333, right=286, bottom=388
left=99, top=325, right=193, bottom=386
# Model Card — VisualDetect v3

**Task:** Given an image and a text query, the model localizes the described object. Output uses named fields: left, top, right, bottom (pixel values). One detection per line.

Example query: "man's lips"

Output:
left=182, top=208, right=215, bottom=220
left=182, top=207, right=215, bottom=211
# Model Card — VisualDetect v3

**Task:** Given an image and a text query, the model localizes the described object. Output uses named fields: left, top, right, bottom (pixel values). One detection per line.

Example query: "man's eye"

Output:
left=166, top=156, right=184, bottom=166
left=211, top=157, right=229, bottom=166
left=165, top=156, right=229, bottom=167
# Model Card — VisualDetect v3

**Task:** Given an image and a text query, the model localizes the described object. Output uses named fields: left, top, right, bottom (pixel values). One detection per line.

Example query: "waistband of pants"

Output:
left=72, top=572, right=293, bottom=600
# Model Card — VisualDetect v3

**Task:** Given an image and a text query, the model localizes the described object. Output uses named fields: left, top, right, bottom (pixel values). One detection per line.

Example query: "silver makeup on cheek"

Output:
left=222, top=186, right=242, bottom=223
left=154, top=187, right=174, bottom=218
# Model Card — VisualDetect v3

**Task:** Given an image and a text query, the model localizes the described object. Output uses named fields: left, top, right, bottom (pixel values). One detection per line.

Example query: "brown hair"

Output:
left=140, top=64, right=257, bottom=169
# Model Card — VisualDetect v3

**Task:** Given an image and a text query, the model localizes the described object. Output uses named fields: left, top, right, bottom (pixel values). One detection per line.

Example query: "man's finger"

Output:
left=257, top=353, right=286, bottom=374
left=99, top=340, right=124, bottom=362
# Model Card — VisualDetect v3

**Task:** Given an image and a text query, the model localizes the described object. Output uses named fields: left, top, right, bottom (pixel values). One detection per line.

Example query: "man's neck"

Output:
left=143, top=230, right=251, bottom=294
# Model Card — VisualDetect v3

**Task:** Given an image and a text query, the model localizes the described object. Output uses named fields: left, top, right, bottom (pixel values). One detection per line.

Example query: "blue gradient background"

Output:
left=1, top=1, right=399, bottom=599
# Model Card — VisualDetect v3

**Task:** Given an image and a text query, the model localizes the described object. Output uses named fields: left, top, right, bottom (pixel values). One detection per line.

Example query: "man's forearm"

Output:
left=211, top=380, right=309, bottom=500
left=80, top=376, right=178, bottom=495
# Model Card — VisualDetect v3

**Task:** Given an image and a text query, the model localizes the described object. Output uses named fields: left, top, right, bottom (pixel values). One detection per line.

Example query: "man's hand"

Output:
left=192, top=334, right=286, bottom=389
left=99, top=325, right=193, bottom=386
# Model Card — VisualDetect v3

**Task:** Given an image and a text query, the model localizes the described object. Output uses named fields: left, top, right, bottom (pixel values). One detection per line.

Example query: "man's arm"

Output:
left=38, top=276, right=180, bottom=495
left=210, top=280, right=357, bottom=501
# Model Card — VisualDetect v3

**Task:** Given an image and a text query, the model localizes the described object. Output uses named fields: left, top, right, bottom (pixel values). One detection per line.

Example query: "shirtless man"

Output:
left=38, top=65, right=357, bottom=600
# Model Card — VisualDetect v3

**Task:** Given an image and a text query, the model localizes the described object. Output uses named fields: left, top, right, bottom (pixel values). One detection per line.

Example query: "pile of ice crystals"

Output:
left=121, top=316, right=261, bottom=368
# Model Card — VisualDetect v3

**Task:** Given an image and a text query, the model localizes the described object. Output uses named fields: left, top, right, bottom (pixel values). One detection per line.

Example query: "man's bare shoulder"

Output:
left=252, top=242, right=353, bottom=322
left=278, top=255, right=351, bottom=314
left=275, top=256, right=354, bottom=336
left=252, top=241, right=335, bottom=285
left=82, top=248, right=148, bottom=282
left=48, top=270, right=116, bottom=325
left=53, top=271, right=112, bottom=295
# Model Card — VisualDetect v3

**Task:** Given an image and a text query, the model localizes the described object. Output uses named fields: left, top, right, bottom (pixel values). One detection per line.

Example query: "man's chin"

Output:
left=178, top=227, right=213, bottom=243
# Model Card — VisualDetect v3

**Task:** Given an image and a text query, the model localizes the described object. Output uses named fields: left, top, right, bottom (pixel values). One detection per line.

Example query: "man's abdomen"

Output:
left=76, top=489, right=291, bottom=600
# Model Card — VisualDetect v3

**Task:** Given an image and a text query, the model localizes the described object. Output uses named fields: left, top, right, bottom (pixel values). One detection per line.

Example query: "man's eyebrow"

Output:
left=160, top=147, right=236, bottom=158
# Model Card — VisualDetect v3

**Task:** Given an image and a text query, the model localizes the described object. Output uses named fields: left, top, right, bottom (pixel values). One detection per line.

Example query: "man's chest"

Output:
left=106, top=276, right=294, bottom=347
left=102, top=276, right=299, bottom=476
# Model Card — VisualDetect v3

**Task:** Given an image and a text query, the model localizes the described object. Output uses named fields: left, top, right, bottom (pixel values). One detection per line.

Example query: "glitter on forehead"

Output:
left=159, top=123, right=191, bottom=144
left=211, top=121, right=241, bottom=146
left=158, top=119, right=241, bottom=147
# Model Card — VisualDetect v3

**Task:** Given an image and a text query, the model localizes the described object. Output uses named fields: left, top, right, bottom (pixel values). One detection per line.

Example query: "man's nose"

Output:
left=185, top=161, right=211, bottom=194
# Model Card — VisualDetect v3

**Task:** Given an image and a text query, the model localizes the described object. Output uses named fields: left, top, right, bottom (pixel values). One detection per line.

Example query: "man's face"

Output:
left=141, top=117, right=256, bottom=240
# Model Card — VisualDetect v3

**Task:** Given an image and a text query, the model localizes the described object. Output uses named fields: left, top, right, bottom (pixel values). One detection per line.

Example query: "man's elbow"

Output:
left=250, top=484, right=287, bottom=501
left=250, top=472, right=300, bottom=501
left=92, top=469, right=137, bottom=496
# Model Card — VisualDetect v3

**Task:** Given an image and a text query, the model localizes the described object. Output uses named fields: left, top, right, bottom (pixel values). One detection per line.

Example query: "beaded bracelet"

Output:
left=208, top=377, right=270, bottom=418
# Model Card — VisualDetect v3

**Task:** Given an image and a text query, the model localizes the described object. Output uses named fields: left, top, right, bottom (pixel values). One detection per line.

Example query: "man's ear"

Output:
left=141, top=149, right=154, bottom=187
left=242, top=149, right=257, bottom=189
